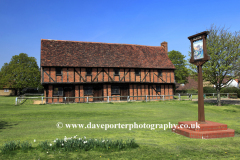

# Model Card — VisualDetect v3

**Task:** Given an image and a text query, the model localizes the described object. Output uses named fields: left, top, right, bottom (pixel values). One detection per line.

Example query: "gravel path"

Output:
left=192, top=98, right=240, bottom=105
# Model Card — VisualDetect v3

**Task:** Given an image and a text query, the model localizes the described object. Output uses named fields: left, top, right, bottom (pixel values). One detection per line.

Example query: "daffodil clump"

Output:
left=1, top=135, right=138, bottom=154
left=1, top=140, right=32, bottom=154
left=39, top=135, right=138, bottom=151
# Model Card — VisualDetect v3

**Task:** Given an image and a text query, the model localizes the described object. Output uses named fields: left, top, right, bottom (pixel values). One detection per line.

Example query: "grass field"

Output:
left=173, top=95, right=198, bottom=100
left=0, top=96, right=240, bottom=159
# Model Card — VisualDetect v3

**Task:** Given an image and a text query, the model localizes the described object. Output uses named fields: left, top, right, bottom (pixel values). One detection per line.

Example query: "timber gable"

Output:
left=41, top=67, right=175, bottom=84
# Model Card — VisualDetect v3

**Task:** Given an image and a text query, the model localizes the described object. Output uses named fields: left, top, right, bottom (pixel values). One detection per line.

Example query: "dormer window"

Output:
left=158, top=69, right=162, bottom=77
left=135, top=69, right=140, bottom=76
left=56, top=68, right=62, bottom=75
left=86, top=68, right=92, bottom=76
left=114, top=68, right=119, bottom=76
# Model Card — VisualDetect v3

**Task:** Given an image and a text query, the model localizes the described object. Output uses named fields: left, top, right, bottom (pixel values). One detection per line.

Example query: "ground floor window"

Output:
left=111, top=85, right=120, bottom=94
left=4, top=89, right=9, bottom=92
left=84, top=86, right=93, bottom=95
left=53, top=87, right=63, bottom=96
left=156, top=86, right=161, bottom=92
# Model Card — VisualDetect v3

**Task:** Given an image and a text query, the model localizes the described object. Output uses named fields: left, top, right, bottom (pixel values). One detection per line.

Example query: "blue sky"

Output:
left=0, top=0, right=240, bottom=69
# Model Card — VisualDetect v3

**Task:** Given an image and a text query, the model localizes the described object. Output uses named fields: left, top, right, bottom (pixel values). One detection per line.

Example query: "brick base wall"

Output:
left=75, top=85, right=79, bottom=102
left=44, top=84, right=174, bottom=103
left=48, top=85, right=53, bottom=103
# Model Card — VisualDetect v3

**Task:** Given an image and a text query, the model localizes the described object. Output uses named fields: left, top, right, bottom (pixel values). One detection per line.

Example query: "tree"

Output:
left=0, top=63, right=10, bottom=88
left=168, top=50, right=190, bottom=84
left=0, top=53, right=41, bottom=95
left=189, top=25, right=240, bottom=106
left=233, top=58, right=240, bottom=77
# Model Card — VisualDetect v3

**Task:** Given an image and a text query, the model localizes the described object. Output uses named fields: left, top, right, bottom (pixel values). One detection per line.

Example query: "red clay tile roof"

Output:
left=41, top=39, right=175, bottom=69
left=176, top=76, right=198, bottom=90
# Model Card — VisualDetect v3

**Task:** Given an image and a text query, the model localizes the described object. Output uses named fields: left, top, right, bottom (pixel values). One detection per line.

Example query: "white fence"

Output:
left=15, top=93, right=238, bottom=105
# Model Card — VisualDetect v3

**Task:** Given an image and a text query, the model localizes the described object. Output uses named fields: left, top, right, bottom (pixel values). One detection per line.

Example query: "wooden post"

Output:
left=198, top=65, right=205, bottom=123
left=15, top=97, right=18, bottom=105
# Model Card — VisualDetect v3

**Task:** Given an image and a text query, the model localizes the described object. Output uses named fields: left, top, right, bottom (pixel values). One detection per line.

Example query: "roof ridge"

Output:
left=41, top=39, right=163, bottom=48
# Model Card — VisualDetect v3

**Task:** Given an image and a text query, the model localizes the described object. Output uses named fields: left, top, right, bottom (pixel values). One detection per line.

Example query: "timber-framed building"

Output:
left=41, top=39, right=175, bottom=103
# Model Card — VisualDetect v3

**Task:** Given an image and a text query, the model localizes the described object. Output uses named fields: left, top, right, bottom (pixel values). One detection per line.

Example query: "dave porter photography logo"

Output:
left=56, top=122, right=200, bottom=130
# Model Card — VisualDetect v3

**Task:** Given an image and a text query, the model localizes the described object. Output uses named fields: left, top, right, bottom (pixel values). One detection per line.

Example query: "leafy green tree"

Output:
left=0, top=63, right=10, bottom=87
left=233, top=58, right=240, bottom=77
left=168, top=50, right=190, bottom=84
left=0, top=53, right=41, bottom=95
left=188, top=51, right=198, bottom=81
left=188, top=25, right=240, bottom=106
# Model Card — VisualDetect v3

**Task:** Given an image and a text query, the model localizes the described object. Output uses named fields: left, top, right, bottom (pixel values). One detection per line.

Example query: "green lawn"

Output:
left=174, top=95, right=198, bottom=100
left=0, top=96, right=240, bottom=159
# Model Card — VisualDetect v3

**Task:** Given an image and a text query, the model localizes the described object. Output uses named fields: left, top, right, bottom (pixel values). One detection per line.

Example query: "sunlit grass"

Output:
left=0, top=96, right=240, bottom=159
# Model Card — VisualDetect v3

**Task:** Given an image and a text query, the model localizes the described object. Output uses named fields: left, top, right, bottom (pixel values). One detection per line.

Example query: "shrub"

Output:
left=175, top=89, right=198, bottom=94
left=175, top=90, right=187, bottom=94
left=203, top=87, right=216, bottom=93
left=220, top=87, right=240, bottom=98
left=186, top=89, right=198, bottom=94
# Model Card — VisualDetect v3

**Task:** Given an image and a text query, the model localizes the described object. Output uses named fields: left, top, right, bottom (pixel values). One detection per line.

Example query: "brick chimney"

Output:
left=161, top=41, right=168, bottom=53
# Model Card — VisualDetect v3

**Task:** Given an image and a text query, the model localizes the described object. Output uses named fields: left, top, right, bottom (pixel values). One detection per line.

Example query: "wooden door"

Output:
left=120, top=85, right=129, bottom=100
left=93, top=85, right=103, bottom=101
left=64, top=87, right=74, bottom=102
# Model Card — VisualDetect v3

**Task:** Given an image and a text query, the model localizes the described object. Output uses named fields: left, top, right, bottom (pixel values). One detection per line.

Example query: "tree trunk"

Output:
left=17, top=88, right=20, bottom=96
left=217, top=88, right=221, bottom=106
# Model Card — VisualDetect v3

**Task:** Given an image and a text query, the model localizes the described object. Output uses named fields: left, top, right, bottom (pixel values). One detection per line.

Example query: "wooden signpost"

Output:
left=172, top=31, right=235, bottom=139
left=188, top=31, right=210, bottom=123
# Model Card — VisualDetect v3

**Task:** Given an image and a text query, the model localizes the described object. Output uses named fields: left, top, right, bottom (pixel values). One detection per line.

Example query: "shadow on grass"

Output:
left=0, top=121, right=18, bottom=131
left=234, top=130, right=240, bottom=135
left=0, top=95, right=17, bottom=97
left=17, top=99, right=28, bottom=105
left=192, top=100, right=238, bottom=106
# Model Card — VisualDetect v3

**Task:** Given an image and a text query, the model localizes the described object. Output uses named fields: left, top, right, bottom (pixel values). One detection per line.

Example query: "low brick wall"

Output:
left=0, top=89, right=15, bottom=96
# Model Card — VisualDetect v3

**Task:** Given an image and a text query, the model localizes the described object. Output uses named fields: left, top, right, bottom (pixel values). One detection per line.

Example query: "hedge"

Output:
left=220, top=87, right=240, bottom=98
left=203, top=87, right=217, bottom=93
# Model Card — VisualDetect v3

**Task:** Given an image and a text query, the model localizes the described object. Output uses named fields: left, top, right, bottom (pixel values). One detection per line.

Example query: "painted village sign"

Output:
left=189, top=31, right=210, bottom=66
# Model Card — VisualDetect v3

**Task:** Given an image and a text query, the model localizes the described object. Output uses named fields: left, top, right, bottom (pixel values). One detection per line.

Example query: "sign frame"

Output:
left=188, top=31, right=210, bottom=66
